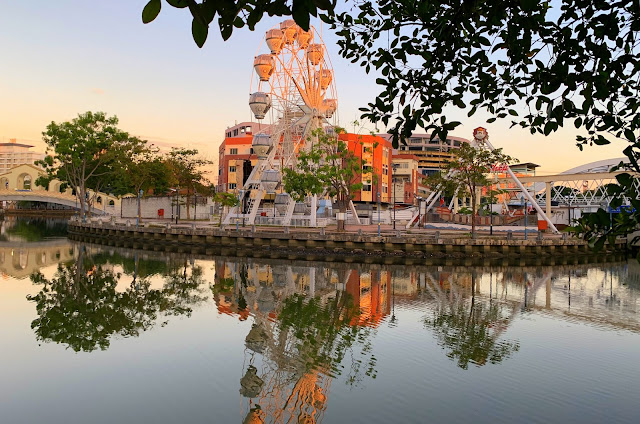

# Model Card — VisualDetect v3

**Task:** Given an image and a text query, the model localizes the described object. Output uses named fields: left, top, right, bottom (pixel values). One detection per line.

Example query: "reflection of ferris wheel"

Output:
left=226, top=20, right=338, bottom=226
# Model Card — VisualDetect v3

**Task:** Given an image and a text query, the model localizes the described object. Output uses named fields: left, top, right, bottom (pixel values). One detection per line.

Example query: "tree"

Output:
left=166, top=148, right=213, bottom=220
left=149, top=1, right=640, bottom=242
left=36, top=111, right=147, bottom=220
left=429, top=143, right=514, bottom=237
left=141, top=0, right=336, bottom=47
left=282, top=128, right=372, bottom=231
left=213, top=191, right=239, bottom=227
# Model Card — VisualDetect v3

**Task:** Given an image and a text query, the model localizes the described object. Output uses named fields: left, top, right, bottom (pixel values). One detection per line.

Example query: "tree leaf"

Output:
left=166, top=0, right=189, bottom=8
left=142, top=0, right=161, bottom=24
left=192, top=18, right=208, bottom=48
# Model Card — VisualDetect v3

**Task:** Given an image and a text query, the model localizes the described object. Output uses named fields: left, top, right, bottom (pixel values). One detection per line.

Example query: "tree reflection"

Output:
left=27, top=247, right=207, bottom=352
left=423, top=273, right=520, bottom=369
left=214, top=261, right=378, bottom=424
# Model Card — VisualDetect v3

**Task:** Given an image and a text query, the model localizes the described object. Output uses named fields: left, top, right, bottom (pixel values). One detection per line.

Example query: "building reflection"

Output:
left=212, top=258, right=640, bottom=423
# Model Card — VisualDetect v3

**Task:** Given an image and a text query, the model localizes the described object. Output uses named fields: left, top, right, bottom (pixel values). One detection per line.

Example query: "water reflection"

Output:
left=26, top=245, right=208, bottom=352
left=17, top=240, right=640, bottom=423
left=210, top=258, right=640, bottom=423
left=214, top=260, right=378, bottom=424
left=0, top=217, right=68, bottom=242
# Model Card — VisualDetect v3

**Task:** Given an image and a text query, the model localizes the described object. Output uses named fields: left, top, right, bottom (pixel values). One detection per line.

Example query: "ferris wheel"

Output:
left=225, top=20, right=338, bottom=226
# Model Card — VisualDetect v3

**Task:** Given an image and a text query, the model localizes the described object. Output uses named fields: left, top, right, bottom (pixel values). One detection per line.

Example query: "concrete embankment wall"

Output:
left=67, top=221, right=628, bottom=266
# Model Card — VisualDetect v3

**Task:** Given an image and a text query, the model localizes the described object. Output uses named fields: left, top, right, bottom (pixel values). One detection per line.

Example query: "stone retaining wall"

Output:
left=68, top=221, right=627, bottom=264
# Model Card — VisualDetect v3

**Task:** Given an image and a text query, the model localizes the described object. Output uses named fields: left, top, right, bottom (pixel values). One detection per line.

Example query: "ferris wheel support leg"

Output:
left=348, top=201, right=361, bottom=225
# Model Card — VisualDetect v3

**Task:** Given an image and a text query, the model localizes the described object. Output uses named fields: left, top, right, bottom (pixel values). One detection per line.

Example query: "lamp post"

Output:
left=236, top=190, right=242, bottom=231
left=524, top=197, right=528, bottom=240
left=136, top=189, right=143, bottom=228
left=416, top=196, right=423, bottom=229
left=391, top=163, right=399, bottom=230
left=175, top=188, right=179, bottom=224
left=377, top=191, right=381, bottom=236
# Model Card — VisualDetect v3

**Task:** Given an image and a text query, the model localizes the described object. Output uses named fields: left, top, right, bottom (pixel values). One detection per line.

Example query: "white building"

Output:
left=0, top=139, right=45, bottom=174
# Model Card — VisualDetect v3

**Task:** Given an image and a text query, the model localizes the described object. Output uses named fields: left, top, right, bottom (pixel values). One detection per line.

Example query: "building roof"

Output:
left=0, top=163, right=44, bottom=176
left=0, top=142, right=34, bottom=148
left=510, top=162, right=540, bottom=169
left=392, top=154, right=421, bottom=161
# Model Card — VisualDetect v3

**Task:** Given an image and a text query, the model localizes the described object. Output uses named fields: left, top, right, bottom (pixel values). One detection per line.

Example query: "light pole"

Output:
left=236, top=190, right=242, bottom=231
left=377, top=191, right=381, bottom=236
left=175, top=188, right=179, bottom=224
left=136, top=189, right=143, bottom=227
left=416, top=196, right=423, bottom=229
left=524, top=197, right=528, bottom=240
left=391, top=163, right=399, bottom=230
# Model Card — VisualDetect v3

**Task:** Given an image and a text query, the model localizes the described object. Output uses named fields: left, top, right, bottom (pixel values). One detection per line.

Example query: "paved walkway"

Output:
left=89, top=216, right=559, bottom=241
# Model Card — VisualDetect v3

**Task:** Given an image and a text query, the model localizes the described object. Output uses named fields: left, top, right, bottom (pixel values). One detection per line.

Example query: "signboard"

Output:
left=607, top=205, right=635, bottom=213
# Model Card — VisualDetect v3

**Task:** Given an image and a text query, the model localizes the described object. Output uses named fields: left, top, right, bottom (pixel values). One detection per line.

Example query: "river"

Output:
left=1, top=218, right=639, bottom=424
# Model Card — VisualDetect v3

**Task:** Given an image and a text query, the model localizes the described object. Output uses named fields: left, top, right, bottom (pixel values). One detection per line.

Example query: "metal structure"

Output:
left=224, top=20, right=338, bottom=227
left=409, top=127, right=561, bottom=233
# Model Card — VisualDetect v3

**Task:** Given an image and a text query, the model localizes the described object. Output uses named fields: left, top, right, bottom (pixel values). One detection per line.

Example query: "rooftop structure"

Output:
left=382, top=132, right=471, bottom=176
left=0, top=138, right=45, bottom=174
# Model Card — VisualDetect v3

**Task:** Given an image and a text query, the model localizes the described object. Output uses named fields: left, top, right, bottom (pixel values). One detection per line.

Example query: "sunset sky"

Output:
left=0, top=1, right=627, bottom=178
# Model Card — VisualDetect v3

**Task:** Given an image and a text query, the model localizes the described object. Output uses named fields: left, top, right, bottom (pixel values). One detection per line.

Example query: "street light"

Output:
left=391, top=163, right=399, bottom=230
left=136, top=189, right=143, bottom=228
left=416, top=196, right=423, bottom=229
left=175, top=188, right=180, bottom=224
left=377, top=191, right=381, bottom=236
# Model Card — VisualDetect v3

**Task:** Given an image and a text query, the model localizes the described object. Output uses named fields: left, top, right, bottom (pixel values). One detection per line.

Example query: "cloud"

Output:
left=90, top=88, right=105, bottom=95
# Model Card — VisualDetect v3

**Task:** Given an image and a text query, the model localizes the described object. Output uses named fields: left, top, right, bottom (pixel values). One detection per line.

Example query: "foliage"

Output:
left=567, top=172, right=640, bottom=251
left=282, top=128, right=372, bottom=229
left=166, top=148, right=213, bottom=219
left=327, top=1, right=640, bottom=149
left=213, top=191, right=239, bottom=226
left=36, top=111, right=146, bottom=220
left=141, top=0, right=336, bottom=47
left=429, top=143, right=514, bottom=236
left=112, top=150, right=172, bottom=197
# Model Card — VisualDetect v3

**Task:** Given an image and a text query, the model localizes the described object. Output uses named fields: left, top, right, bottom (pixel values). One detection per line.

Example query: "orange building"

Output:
left=217, top=123, right=394, bottom=204
left=338, top=132, right=393, bottom=204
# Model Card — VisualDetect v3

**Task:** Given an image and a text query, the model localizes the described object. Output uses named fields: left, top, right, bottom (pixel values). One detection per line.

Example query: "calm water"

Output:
left=1, top=220, right=639, bottom=424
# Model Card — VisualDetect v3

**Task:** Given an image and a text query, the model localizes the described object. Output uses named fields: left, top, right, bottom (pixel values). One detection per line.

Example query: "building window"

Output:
left=363, top=165, right=373, bottom=174
left=383, top=164, right=388, bottom=175
left=382, top=183, right=388, bottom=194
left=362, top=183, right=372, bottom=192
left=230, top=148, right=238, bottom=155
left=229, top=166, right=236, bottom=173
left=228, top=183, right=237, bottom=190
left=23, top=175, right=31, bottom=190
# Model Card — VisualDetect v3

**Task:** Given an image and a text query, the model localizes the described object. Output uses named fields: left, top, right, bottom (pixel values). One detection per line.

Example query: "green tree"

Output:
left=166, top=148, right=213, bottom=220
left=429, top=143, right=514, bottom=237
left=283, top=128, right=372, bottom=231
left=36, top=111, right=147, bottom=220
left=141, top=0, right=336, bottom=46
left=213, top=191, right=239, bottom=227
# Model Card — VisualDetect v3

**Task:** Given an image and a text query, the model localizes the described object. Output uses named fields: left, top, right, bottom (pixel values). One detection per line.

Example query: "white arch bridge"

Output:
left=0, top=189, right=116, bottom=215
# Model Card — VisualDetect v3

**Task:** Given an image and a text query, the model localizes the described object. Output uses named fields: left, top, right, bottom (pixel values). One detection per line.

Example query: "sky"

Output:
left=0, top=0, right=628, bottom=177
